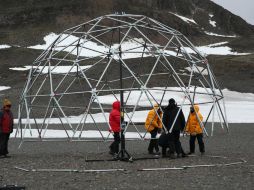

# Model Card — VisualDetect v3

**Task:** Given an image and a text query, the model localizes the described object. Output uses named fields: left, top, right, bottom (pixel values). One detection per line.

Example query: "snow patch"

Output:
left=169, top=12, right=197, bottom=24
left=204, top=31, right=237, bottom=38
left=9, top=67, right=30, bottom=71
left=14, top=87, right=254, bottom=123
left=12, top=129, right=148, bottom=139
left=28, top=33, right=152, bottom=60
left=207, top=41, right=229, bottom=47
left=27, top=32, right=250, bottom=62
left=185, top=66, right=208, bottom=75
left=0, top=86, right=11, bottom=91
left=10, top=65, right=92, bottom=74
left=14, top=88, right=254, bottom=124
left=0, top=45, right=11, bottom=49
left=208, top=14, right=216, bottom=27
left=183, top=41, right=250, bottom=56
left=209, top=20, right=216, bottom=27
left=94, top=88, right=254, bottom=123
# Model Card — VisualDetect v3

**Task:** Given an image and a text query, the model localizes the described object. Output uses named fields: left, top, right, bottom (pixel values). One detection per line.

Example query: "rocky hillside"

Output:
left=0, top=0, right=253, bottom=47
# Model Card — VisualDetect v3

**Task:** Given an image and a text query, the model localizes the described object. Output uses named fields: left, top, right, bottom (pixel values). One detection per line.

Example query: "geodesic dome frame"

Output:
left=17, top=14, right=228, bottom=144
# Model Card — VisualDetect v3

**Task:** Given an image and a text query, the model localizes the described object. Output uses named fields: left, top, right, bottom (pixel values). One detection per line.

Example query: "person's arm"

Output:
left=114, top=112, right=121, bottom=127
left=0, top=111, right=3, bottom=133
left=151, top=112, right=159, bottom=128
left=158, top=112, right=162, bottom=129
left=180, top=110, right=186, bottom=131
left=185, top=118, right=190, bottom=133
left=199, top=113, right=203, bottom=122
left=162, top=112, right=168, bottom=132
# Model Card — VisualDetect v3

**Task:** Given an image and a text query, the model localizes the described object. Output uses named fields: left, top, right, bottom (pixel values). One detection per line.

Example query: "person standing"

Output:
left=109, top=101, right=121, bottom=156
left=145, top=104, right=162, bottom=155
left=162, top=98, right=186, bottom=158
left=185, top=105, right=205, bottom=155
left=0, top=99, right=14, bottom=158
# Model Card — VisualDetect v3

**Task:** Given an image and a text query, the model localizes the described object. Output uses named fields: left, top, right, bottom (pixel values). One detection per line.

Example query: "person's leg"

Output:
left=197, top=134, right=205, bottom=153
left=153, top=128, right=159, bottom=153
left=189, top=135, right=196, bottom=154
left=168, top=133, right=176, bottom=159
left=4, top=134, right=10, bottom=155
left=0, top=133, right=4, bottom=156
left=109, top=133, right=115, bottom=154
left=110, top=133, right=118, bottom=154
left=114, top=132, right=120, bottom=153
left=148, top=129, right=157, bottom=154
left=148, top=133, right=153, bottom=153
left=173, top=131, right=181, bottom=156
left=162, top=146, right=167, bottom=157
left=174, top=131, right=187, bottom=158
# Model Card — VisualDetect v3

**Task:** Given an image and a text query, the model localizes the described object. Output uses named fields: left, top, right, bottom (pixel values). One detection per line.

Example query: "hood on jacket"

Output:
left=166, top=99, right=177, bottom=110
left=3, top=99, right=11, bottom=107
left=153, top=104, right=159, bottom=110
left=192, top=105, right=199, bottom=113
left=112, top=101, right=120, bottom=111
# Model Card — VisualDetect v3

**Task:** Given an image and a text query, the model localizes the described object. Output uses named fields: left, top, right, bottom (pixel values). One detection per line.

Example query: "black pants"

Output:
left=109, top=132, right=120, bottom=154
left=148, top=128, right=159, bottom=153
left=0, top=133, right=10, bottom=156
left=161, top=133, right=175, bottom=156
left=172, top=130, right=182, bottom=155
left=189, top=134, right=205, bottom=153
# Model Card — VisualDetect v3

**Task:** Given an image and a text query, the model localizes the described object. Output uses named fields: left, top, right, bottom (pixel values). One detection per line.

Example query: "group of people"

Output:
left=0, top=97, right=205, bottom=159
left=108, top=98, right=205, bottom=158
left=145, top=98, right=205, bottom=158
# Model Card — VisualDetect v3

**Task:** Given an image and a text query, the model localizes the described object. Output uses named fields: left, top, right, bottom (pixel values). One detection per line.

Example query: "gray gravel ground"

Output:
left=0, top=124, right=254, bottom=190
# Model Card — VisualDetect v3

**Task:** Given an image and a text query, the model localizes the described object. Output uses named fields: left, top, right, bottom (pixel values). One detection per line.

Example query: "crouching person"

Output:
left=109, top=101, right=121, bottom=156
left=0, top=99, right=14, bottom=158
left=145, top=104, right=162, bottom=155
left=185, top=105, right=205, bottom=155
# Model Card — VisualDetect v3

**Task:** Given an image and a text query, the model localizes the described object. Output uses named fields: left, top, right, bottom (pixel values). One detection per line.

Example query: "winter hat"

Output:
left=3, top=99, right=11, bottom=107
left=168, top=98, right=176, bottom=105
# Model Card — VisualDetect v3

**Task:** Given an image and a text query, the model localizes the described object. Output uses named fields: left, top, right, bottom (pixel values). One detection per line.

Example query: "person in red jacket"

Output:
left=109, top=101, right=121, bottom=155
left=0, top=99, right=14, bottom=158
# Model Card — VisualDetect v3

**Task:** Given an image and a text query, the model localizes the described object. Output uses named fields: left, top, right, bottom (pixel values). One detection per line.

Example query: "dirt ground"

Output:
left=0, top=124, right=253, bottom=190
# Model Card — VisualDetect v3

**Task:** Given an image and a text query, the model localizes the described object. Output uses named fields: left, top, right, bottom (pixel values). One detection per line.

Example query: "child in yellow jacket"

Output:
left=145, top=104, right=162, bottom=155
left=185, top=105, right=205, bottom=155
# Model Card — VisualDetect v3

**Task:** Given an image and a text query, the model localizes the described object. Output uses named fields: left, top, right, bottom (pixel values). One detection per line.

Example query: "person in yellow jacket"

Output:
left=185, top=105, right=205, bottom=155
left=145, top=104, right=162, bottom=155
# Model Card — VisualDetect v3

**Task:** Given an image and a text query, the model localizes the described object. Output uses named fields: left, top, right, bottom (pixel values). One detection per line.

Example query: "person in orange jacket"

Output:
left=145, top=104, right=162, bottom=155
left=185, top=105, right=205, bottom=155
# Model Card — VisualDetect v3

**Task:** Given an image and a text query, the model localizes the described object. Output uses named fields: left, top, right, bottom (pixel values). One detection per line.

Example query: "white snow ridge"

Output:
left=0, top=86, right=11, bottom=91
left=27, top=33, right=250, bottom=59
left=169, top=12, right=197, bottom=24
left=10, top=65, right=92, bottom=74
left=0, top=44, right=11, bottom=49
left=204, top=31, right=237, bottom=38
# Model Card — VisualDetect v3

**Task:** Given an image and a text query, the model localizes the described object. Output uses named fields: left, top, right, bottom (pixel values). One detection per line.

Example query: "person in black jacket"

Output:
left=162, top=98, right=187, bottom=158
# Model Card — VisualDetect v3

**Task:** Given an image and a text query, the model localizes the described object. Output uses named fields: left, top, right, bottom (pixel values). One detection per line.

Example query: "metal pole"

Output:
left=117, top=20, right=132, bottom=162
